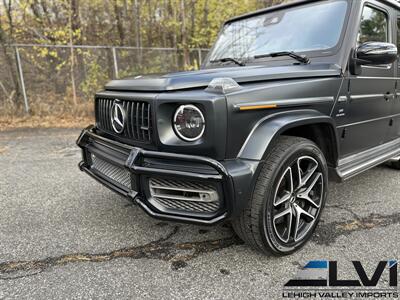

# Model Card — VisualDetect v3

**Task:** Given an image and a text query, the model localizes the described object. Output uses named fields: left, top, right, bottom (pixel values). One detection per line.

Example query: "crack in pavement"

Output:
left=0, top=212, right=398, bottom=280
left=314, top=213, right=400, bottom=246
left=325, top=204, right=362, bottom=221
left=0, top=226, right=242, bottom=281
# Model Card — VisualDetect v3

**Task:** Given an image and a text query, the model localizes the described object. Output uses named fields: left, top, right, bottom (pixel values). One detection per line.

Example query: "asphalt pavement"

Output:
left=0, top=128, right=399, bottom=299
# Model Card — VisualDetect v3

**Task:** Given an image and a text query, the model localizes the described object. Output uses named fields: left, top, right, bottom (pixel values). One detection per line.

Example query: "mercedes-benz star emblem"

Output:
left=111, top=101, right=125, bottom=134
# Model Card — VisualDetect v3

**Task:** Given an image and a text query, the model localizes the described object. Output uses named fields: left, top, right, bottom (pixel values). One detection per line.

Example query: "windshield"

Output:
left=206, top=0, right=348, bottom=65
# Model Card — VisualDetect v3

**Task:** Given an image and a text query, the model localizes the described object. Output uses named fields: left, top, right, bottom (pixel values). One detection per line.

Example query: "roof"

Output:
left=225, top=0, right=400, bottom=24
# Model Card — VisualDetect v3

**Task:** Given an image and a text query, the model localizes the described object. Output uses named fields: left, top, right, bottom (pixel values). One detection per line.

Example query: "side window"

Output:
left=357, top=5, right=388, bottom=45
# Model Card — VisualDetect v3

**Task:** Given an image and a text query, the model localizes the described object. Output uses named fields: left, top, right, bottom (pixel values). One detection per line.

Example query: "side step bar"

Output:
left=335, top=138, right=400, bottom=181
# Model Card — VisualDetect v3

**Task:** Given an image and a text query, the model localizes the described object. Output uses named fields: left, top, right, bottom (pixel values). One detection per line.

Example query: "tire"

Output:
left=232, top=136, right=328, bottom=255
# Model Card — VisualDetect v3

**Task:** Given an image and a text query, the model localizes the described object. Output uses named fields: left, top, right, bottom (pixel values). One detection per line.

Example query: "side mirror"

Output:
left=356, top=42, right=398, bottom=65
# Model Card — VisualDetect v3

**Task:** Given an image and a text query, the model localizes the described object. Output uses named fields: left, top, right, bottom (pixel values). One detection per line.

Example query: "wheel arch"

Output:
left=237, top=109, right=339, bottom=168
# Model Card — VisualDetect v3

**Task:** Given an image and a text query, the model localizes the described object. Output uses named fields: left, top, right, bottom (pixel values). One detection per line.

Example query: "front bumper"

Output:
left=77, top=126, right=258, bottom=225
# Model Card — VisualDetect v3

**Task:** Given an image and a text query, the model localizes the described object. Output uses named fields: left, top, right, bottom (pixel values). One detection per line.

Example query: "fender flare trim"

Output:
left=238, top=109, right=339, bottom=162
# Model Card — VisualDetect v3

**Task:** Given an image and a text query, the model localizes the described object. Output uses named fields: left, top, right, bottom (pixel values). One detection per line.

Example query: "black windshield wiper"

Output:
left=254, top=51, right=310, bottom=64
left=210, top=57, right=246, bottom=66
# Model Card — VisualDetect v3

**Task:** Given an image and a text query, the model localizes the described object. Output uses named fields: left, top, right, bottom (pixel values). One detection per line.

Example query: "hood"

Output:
left=105, top=63, right=342, bottom=92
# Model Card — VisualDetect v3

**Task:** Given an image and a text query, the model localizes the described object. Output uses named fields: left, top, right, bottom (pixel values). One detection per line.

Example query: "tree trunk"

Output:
left=69, top=0, right=77, bottom=106
left=134, top=0, right=142, bottom=68
left=171, top=1, right=178, bottom=69
left=0, top=0, right=21, bottom=107
left=202, top=0, right=210, bottom=47
left=114, top=0, right=125, bottom=46
left=180, top=0, right=190, bottom=69
left=71, top=0, right=86, bottom=91
left=71, top=0, right=82, bottom=44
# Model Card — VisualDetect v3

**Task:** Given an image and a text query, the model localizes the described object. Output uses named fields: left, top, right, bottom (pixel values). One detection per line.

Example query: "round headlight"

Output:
left=173, top=105, right=205, bottom=142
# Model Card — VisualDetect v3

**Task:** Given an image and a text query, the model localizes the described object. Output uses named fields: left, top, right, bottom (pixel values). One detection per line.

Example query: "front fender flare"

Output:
left=237, top=109, right=339, bottom=161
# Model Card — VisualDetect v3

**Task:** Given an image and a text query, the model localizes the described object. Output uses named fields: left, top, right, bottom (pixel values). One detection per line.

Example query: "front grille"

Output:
left=149, top=178, right=221, bottom=213
left=91, top=154, right=131, bottom=189
left=95, top=98, right=152, bottom=143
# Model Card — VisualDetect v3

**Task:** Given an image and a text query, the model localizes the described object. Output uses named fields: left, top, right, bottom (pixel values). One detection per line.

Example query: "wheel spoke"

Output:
left=307, top=172, right=322, bottom=192
left=297, top=194, right=319, bottom=208
left=289, top=167, right=294, bottom=193
left=274, top=167, right=294, bottom=206
left=297, top=172, right=322, bottom=208
left=297, top=205, right=315, bottom=221
left=275, top=191, right=292, bottom=207
left=273, top=207, right=291, bottom=221
left=297, top=157, right=318, bottom=188
left=273, top=208, right=293, bottom=243
left=293, top=203, right=316, bottom=241
left=293, top=205, right=301, bottom=242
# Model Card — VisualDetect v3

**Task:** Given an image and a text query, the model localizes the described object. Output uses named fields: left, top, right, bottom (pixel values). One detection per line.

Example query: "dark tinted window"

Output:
left=358, top=6, right=388, bottom=44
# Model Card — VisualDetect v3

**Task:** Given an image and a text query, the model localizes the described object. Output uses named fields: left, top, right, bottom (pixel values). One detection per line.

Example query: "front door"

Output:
left=340, top=2, right=396, bottom=157
left=390, top=16, right=400, bottom=142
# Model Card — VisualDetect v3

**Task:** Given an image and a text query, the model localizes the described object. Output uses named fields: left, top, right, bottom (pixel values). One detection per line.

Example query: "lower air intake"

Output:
left=149, top=178, right=220, bottom=213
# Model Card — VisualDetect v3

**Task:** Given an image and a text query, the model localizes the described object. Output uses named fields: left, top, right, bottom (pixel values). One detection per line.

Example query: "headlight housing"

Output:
left=173, top=105, right=205, bottom=142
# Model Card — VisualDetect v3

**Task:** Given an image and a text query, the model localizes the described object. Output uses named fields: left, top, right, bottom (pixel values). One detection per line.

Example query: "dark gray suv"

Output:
left=77, top=0, right=400, bottom=255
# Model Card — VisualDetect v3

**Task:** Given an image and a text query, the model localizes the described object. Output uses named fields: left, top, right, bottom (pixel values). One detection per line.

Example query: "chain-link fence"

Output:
left=0, top=44, right=209, bottom=114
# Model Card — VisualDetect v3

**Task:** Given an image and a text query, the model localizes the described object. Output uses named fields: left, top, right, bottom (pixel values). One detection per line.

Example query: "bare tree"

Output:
left=68, top=0, right=77, bottom=105
left=180, top=0, right=190, bottom=68
left=114, top=0, right=125, bottom=46
left=134, top=0, right=142, bottom=66
left=0, top=0, right=21, bottom=106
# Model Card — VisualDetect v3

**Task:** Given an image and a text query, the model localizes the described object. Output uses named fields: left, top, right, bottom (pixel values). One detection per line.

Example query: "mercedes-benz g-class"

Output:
left=77, top=0, right=400, bottom=255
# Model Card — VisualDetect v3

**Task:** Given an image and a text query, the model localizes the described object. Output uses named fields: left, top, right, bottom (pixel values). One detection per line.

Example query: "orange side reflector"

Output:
left=239, top=104, right=278, bottom=111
